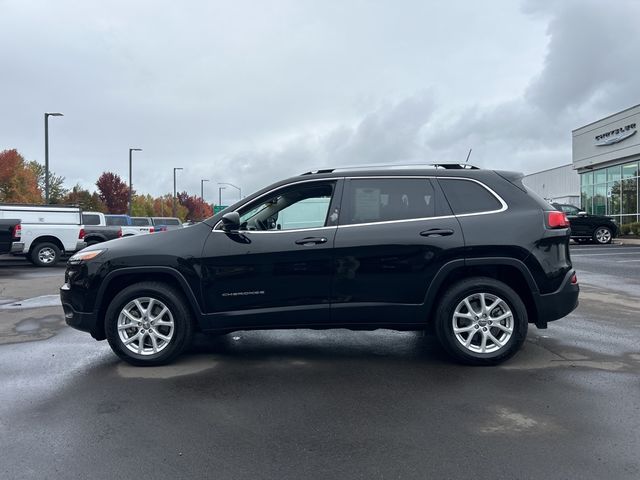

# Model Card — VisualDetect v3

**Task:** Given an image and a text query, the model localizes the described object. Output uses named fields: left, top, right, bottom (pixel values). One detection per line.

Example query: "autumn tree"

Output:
left=177, top=191, right=214, bottom=221
left=96, top=172, right=130, bottom=214
left=0, top=149, right=42, bottom=203
left=152, top=194, right=188, bottom=220
left=64, top=184, right=106, bottom=212
left=27, top=160, right=68, bottom=203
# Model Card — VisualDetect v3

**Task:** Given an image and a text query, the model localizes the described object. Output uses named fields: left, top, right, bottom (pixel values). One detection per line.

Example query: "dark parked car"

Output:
left=0, top=219, right=22, bottom=255
left=61, top=164, right=579, bottom=366
left=552, top=203, right=618, bottom=244
left=84, top=226, right=122, bottom=246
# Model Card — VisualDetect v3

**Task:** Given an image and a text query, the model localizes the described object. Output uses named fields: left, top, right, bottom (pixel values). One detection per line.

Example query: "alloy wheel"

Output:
left=117, top=297, right=175, bottom=355
left=595, top=228, right=611, bottom=244
left=452, top=292, right=514, bottom=354
left=38, top=247, right=56, bottom=264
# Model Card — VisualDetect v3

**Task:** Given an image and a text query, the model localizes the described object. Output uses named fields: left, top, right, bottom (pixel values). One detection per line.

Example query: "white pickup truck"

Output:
left=82, top=212, right=155, bottom=237
left=0, top=204, right=86, bottom=267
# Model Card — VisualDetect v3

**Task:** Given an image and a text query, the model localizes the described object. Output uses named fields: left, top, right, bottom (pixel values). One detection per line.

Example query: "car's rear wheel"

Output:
left=105, top=282, right=194, bottom=366
left=30, top=242, right=61, bottom=267
left=593, top=226, right=612, bottom=244
left=434, top=277, right=528, bottom=365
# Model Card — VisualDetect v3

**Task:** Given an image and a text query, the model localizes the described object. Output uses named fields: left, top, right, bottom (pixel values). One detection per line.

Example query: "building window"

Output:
left=581, top=162, right=639, bottom=225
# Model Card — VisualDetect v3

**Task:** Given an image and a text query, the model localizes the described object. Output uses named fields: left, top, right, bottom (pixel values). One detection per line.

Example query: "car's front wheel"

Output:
left=434, top=277, right=528, bottom=365
left=105, top=282, right=194, bottom=366
left=593, top=226, right=612, bottom=244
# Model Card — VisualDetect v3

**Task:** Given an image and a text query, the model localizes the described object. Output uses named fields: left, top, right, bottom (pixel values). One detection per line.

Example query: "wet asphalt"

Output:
left=0, top=247, right=639, bottom=480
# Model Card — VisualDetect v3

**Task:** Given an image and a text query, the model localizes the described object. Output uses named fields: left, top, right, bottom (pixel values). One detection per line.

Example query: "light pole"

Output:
left=173, top=167, right=183, bottom=217
left=128, top=148, right=142, bottom=216
left=44, top=112, right=64, bottom=204
left=200, top=179, right=209, bottom=200
left=218, top=186, right=226, bottom=206
left=218, top=182, right=241, bottom=200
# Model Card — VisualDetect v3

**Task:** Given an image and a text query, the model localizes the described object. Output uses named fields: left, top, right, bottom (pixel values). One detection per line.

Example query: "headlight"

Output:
left=69, top=249, right=106, bottom=264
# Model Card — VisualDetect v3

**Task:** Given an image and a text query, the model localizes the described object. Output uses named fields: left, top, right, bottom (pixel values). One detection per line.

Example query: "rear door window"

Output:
left=438, top=178, right=502, bottom=215
left=342, top=178, right=435, bottom=225
left=106, top=216, right=129, bottom=226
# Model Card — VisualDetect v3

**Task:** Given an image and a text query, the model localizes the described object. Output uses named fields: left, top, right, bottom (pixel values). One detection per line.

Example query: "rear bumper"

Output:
left=10, top=242, right=25, bottom=254
left=532, top=270, right=579, bottom=328
left=60, top=283, right=101, bottom=339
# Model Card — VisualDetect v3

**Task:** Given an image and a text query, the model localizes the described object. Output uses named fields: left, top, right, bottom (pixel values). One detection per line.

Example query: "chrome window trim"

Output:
left=212, top=175, right=508, bottom=232
left=338, top=176, right=507, bottom=228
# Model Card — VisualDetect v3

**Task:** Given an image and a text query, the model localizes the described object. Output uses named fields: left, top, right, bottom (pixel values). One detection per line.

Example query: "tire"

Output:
left=30, top=242, right=61, bottom=267
left=105, top=282, right=195, bottom=366
left=86, top=239, right=100, bottom=247
left=434, top=277, right=528, bottom=366
left=593, top=226, right=612, bottom=244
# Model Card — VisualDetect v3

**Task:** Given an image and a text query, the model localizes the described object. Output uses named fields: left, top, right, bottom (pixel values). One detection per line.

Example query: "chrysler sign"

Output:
left=594, top=122, right=637, bottom=146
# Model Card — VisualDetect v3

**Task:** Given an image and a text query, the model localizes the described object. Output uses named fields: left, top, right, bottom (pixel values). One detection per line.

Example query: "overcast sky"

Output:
left=1, top=0, right=639, bottom=205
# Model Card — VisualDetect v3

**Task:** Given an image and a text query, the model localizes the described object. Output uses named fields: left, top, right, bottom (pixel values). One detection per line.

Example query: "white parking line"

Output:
left=617, top=259, right=640, bottom=262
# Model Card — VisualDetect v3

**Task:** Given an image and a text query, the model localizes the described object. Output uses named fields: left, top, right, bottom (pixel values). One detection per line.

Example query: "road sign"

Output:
left=214, top=205, right=228, bottom=214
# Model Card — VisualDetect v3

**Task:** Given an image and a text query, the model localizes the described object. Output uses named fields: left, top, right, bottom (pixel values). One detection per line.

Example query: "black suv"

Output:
left=552, top=203, right=618, bottom=244
left=61, top=165, right=579, bottom=366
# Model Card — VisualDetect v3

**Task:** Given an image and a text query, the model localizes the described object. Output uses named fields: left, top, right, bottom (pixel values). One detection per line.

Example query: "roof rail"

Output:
left=300, top=163, right=480, bottom=175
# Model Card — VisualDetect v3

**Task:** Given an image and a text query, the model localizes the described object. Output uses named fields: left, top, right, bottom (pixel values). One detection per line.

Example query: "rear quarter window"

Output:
left=439, top=178, right=502, bottom=215
left=82, top=214, right=100, bottom=225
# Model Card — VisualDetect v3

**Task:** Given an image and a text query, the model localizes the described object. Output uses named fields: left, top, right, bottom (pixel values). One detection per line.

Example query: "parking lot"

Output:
left=0, top=245, right=639, bottom=480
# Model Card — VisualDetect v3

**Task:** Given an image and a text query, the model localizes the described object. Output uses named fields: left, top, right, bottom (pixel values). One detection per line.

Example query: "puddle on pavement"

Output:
left=0, top=314, right=66, bottom=345
left=116, top=356, right=218, bottom=379
left=480, top=406, right=561, bottom=435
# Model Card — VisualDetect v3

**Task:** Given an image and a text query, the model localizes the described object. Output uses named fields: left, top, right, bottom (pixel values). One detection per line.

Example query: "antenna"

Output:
left=465, top=148, right=473, bottom=163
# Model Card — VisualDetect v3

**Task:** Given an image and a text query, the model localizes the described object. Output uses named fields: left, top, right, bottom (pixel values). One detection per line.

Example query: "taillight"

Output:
left=12, top=223, right=21, bottom=240
left=149, top=227, right=155, bottom=234
left=546, top=211, right=569, bottom=229
left=78, top=228, right=85, bottom=239
left=571, top=273, right=578, bottom=284
left=118, top=228, right=123, bottom=238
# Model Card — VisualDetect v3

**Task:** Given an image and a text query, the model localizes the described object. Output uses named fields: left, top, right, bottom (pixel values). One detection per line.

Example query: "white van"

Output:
left=0, top=204, right=86, bottom=267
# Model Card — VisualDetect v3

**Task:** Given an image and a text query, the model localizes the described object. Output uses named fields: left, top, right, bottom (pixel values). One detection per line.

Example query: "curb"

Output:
left=618, top=238, right=640, bottom=245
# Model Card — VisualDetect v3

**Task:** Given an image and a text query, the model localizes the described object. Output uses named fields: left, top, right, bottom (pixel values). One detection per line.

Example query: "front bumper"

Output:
left=60, top=283, right=101, bottom=338
left=532, top=269, right=579, bottom=328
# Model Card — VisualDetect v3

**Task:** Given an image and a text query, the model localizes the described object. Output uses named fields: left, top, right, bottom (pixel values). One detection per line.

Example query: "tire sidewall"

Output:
left=31, top=242, right=61, bottom=267
left=435, top=278, right=528, bottom=365
left=105, top=283, right=193, bottom=366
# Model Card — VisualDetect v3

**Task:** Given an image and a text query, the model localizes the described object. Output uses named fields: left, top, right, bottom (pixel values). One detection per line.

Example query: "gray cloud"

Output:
left=0, top=0, right=637, bottom=204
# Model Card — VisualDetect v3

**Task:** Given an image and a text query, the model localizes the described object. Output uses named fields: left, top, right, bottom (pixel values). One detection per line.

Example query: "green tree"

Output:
left=131, top=194, right=156, bottom=217
left=27, top=160, right=68, bottom=203
left=63, top=184, right=106, bottom=212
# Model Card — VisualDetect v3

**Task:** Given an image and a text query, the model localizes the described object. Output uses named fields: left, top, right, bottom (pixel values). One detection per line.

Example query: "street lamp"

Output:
left=128, top=148, right=142, bottom=216
left=218, top=186, right=226, bottom=206
left=173, top=167, right=183, bottom=217
left=201, top=179, right=209, bottom=200
left=44, top=112, right=64, bottom=204
left=218, top=182, right=241, bottom=200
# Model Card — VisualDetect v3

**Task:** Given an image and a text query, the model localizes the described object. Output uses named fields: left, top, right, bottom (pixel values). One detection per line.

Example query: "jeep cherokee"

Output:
left=61, top=164, right=579, bottom=366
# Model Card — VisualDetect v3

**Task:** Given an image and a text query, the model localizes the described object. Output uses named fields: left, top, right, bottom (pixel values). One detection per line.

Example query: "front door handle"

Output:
left=420, top=228, right=454, bottom=237
left=295, top=237, right=328, bottom=245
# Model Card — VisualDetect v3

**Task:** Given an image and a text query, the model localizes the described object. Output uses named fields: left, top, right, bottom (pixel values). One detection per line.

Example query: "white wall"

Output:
left=522, top=164, right=580, bottom=205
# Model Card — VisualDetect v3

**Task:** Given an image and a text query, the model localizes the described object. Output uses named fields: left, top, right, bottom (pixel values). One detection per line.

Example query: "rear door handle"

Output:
left=295, top=237, right=328, bottom=245
left=420, top=228, right=454, bottom=237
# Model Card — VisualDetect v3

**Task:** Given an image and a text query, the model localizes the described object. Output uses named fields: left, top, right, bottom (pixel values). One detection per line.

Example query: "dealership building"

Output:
left=572, top=104, right=640, bottom=224
left=523, top=104, right=640, bottom=225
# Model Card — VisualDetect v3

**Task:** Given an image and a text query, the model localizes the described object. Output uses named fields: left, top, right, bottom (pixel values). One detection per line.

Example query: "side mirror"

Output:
left=221, top=212, right=240, bottom=232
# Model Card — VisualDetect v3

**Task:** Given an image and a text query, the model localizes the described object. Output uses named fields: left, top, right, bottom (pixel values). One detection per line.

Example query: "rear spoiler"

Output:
left=495, top=170, right=527, bottom=192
